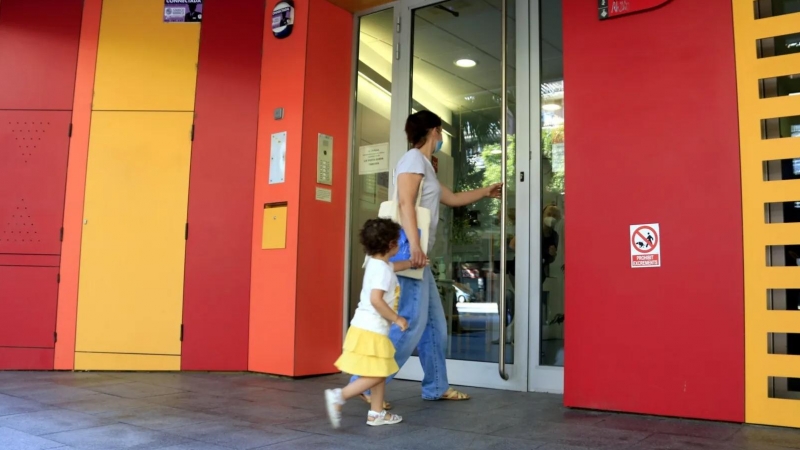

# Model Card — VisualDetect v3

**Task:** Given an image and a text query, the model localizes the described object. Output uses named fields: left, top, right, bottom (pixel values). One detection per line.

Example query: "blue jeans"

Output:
left=350, top=266, right=449, bottom=400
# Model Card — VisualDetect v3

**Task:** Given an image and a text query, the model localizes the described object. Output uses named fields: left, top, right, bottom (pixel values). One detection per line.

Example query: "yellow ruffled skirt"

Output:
left=335, top=326, right=399, bottom=377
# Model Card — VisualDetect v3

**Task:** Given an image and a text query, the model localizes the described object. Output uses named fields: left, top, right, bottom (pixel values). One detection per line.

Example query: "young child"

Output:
left=325, top=218, right=413, bottom=428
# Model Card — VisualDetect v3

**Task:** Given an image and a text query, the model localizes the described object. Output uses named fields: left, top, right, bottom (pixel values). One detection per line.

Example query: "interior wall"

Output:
left=562, top=0, right=745, bottom=421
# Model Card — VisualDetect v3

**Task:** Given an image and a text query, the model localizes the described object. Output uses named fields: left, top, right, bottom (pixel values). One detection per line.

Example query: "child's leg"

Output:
left=325, top=377, right=384, bottom=429
left=365, top=380, right=402, bottom=426
left=369, top=379, right=386, bottom=412
left=341, top=377, right=384, bottom=402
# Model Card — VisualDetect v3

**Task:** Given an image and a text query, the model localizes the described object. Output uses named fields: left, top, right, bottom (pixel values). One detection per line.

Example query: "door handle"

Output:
left=498, top=0, right=510, bottom=382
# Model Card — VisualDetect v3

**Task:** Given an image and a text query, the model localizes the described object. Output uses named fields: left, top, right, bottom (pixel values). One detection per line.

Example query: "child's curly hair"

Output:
left=359, top=218, right=401, bottom=256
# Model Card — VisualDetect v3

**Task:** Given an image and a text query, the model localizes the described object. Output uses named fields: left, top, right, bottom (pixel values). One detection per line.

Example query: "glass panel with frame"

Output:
left=539, top=0, right=564, bottom=367
left=407, top=0, right=517, bottom=365
left=347, top=9, right=395, bottom=319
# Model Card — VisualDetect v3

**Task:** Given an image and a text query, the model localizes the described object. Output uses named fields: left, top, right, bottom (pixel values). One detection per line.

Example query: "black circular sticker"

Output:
left=272, top=1, right=295, bottom=39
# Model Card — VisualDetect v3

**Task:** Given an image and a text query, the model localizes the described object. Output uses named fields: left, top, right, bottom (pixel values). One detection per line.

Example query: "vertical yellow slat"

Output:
left=74, top=0, right=200, bottom=371
left=92, top=0, right=201, bottom=111
left=76, top=112, right=193, bottom=364
left=732, top=0, right=800, bottom=428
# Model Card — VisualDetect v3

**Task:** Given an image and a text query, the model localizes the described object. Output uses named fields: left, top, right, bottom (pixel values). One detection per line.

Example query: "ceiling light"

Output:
left=542, top=103, right=561, bottom=111
left=455, top=59, right=476, bottom=68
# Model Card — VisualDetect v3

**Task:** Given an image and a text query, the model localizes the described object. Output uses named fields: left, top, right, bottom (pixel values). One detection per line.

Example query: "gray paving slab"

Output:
left=0, top=371, right=797, bottom=450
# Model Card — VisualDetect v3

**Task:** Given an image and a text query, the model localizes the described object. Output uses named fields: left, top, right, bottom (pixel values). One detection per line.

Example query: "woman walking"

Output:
left=352, top=110, right=502, bottom=407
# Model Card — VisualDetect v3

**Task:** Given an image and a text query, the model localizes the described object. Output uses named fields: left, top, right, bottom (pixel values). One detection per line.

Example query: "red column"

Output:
left=249, top=0, right=353, bottom=376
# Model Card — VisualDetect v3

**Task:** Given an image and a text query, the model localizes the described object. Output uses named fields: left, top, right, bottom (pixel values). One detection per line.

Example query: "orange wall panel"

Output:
left=294, top=0, right=352, bottom=376
left=248, top=0, right=311, bottom=375
left=54, top=0, right=102, bottom=370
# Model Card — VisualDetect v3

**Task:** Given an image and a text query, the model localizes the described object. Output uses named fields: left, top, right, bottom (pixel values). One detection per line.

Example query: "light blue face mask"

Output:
left=434, top=140, right=443, bottom=153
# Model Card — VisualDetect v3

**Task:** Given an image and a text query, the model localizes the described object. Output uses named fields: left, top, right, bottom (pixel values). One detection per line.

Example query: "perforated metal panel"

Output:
left=0, top=112, right=71, bottom=255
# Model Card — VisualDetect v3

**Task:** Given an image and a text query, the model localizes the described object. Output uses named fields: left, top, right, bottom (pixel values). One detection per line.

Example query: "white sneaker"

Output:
left=367, top=410, right=403, bottom=426
left=324, top=389, right=343, bottom=429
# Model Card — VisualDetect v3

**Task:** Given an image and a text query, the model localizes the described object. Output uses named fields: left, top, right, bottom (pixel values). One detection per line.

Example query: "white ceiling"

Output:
left=359, top=0, right=563, bottom=116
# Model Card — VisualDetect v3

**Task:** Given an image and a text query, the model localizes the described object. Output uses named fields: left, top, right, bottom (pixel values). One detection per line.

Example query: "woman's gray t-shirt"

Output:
left=395, top=149, right=441, bottom=253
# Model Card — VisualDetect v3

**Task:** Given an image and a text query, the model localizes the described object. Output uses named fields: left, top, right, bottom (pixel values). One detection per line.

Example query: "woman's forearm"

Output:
left=399, top=202, right=421, bottom=249
left=440, top=184, right=488, bottom=208
left=451, top=189, right=486, bottom=207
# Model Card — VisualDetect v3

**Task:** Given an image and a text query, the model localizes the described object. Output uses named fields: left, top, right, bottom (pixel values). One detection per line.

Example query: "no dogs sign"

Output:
left=630, top=223, right=660, bottom=268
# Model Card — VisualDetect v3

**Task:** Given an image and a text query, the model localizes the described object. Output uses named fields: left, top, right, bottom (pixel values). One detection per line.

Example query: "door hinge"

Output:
left=396, top=16, right=401, bottom=33
left=190, top=124, right=195, bottom=141
left=57, top=273, right=61, bottom=283
left=180, top=324, right=184, bottom=341
left=395, top=43, right=400, bottom=60
left=59, top=227, right=64, bottom=242
left=520, top=171, right=525, bottom=182
left=54, top=331, right=58, bottom=343
left=68, top=123, right=73, bottom=138
left=184, top=223, right=189, bottom=240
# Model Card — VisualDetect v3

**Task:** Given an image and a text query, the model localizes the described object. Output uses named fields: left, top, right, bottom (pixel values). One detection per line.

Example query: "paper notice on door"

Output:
left=358, top=143, right=389, bottom=175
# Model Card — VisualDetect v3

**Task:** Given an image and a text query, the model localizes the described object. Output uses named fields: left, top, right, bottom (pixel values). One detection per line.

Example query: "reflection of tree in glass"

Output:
left=448, top=98, right=517, bottom=245
left=542, top=125, right=565, bottom=195
left=480, top=136, right=515, bottom=219
left=449, top=109, right=499, bottom=245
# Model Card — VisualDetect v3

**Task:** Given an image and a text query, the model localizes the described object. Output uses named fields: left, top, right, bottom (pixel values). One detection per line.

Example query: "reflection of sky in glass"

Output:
left=543, top=110, right=564, bottom=128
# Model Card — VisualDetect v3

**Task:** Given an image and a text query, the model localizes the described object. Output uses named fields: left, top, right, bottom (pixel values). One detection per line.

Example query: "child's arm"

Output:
left=370, top=289, right=408, bottom=331
left=392, top=259, right=429, bottom=272
left=392, top=261, right=413, bottom=272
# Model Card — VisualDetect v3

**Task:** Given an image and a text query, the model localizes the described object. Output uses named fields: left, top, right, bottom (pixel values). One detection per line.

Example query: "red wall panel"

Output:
left=0, top=112, right=72, bottom=256
left=294, top=0, right=352, bottom=376
left=181, top=0, right=264, bottom=371
left=0, top=348, right=54, bottom=370
left=0, top=266, right=59, bottom=350
left=0, top=0, right=83, bottom=110
left=562, top=0, right=744, bottom=422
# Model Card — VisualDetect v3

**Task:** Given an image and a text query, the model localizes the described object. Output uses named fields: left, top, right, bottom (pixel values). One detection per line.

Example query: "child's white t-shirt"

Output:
left=350, top=257, right=399, bottom=336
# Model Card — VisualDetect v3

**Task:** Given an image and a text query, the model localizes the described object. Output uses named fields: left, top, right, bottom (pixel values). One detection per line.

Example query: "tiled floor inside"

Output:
left=1, top=371, right=799, bottom=449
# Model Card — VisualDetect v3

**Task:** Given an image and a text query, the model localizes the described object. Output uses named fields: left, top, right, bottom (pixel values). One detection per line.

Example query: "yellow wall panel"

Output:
left=75, top=353, right=180, bottom=371
left=76, top=111, right=193, bottom=359
left=93, top=0, right=200, bottom=111
left=732, top=1, right=800, bottom=428
left=262, top=205, right=288, bottom=249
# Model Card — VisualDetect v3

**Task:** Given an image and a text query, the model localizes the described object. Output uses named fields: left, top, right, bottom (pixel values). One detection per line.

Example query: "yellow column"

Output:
left=75, top=0, right=200, bottom=371
left=732, top=1, right=800, bottom=427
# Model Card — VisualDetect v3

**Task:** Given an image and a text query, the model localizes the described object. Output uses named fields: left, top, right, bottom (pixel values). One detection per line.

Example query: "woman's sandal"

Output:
left=359, top=393, right=392, bottom=410
left=438, top=388, right=471, bottom=401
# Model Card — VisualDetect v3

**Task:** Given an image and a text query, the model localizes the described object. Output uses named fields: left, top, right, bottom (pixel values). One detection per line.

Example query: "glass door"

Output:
left=389, top=0, right=531, bottom=391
